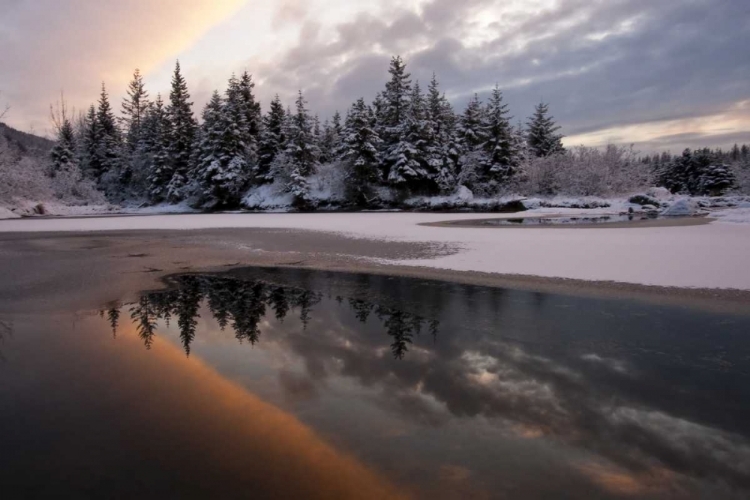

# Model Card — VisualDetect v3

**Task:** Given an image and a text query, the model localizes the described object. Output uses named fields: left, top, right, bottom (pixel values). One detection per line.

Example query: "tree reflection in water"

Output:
left=104, top=274, right=438, bottom=358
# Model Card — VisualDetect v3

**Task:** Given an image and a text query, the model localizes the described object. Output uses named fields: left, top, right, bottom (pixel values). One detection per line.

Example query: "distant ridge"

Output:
left=0, top=122, right=54, bottom=155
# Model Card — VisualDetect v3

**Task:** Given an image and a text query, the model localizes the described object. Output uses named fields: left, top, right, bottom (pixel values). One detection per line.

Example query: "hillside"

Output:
left=0, top=122, right=54, bottom=156
left=0, top=121, right=107, bottom=218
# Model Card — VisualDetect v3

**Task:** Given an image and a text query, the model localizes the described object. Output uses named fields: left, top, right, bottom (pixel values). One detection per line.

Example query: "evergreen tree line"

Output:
left=643, top=145, right=750, bottom=196
left=50, top=57, right=566, bottom=209
left=49, top=56, right=749, bottom=206
left=105, top=274, right=438, bottom=359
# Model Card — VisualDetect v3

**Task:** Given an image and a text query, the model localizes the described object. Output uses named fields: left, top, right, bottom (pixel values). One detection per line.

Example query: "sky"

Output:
left=1, top=0, right=749, bottom=153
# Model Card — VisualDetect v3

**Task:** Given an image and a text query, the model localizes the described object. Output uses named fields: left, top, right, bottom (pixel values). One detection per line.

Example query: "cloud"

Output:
left=2, top=0, right=748, bottom=150
left=242, top=0, right=750, bottom=150
left=0, top=0, right=246, bottom=134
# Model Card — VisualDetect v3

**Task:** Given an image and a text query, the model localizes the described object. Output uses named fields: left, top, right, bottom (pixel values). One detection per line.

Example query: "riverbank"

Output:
left=1, top=222, right=749, bottom=318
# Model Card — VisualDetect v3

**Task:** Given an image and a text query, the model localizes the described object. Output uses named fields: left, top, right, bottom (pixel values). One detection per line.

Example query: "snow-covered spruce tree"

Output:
left=319, top=118, right=337, bottom=164
left=324, top=110, right=344, bottom=161
left=341, top=98, right=382, bottom=206
left=526, top=102, right=564, bottom=158
left=657, top=149, right=690, bottom=194
left=313, top=114, right=322, bottom=147
left=427, top=74, right=459, bottom=193
left=387, top=81, right=431, bottom=191
left=481, top=85, right=519, bottom=188
left=455, top=94, right=488, bottom=191
left=50, top=117, right=77, bottom=177
left=371, top=92, right=388, bottom=142
left=79, top=105, right=101, bottom=179
left=142, top=94, right=173, bottom=202
left=195, top=76, right=251, bottom=207
left=283, top=91, right=321, bottom=209
left=699, top=162, right=736, bottom=195
left=238, top=71, right=261, bottom=167
left=257, top=94, right=286, bottom=182
left=193, top=91, right=224, bottom=203
left=95, top=82, right=123, bottom=192
left=381, top=56, right=413, bottom=183
left=457, top=94, right=486, bottom=152
left=165, top=61, right=197, bottom=201
left=121, top=69, right=150, bottom=153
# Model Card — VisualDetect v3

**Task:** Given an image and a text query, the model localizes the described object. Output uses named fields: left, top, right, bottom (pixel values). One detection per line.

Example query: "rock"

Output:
left=455, top=185, right=474, bottom=203
left=661, top=199, right=697, bottom=217
left=33, top=203, right=47, bottom=215
left=629, top=194, right=660, bottom=206
left=646, top=187, right=671, bottom=199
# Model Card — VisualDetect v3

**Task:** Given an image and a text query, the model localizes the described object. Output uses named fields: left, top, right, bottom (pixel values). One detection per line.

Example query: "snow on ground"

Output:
left=711, top=207, right=750, bottom=224
left=1, top=208, right=749, bottom=290
left=0, top=206, right=20, bottom=219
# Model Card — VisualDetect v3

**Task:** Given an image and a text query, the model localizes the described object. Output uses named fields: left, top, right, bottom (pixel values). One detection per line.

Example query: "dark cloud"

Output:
left=250, top=0, right=750, bottom=149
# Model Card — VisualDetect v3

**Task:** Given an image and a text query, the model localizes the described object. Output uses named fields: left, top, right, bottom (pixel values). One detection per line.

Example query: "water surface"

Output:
left=2, top=268, right=749, bottom=499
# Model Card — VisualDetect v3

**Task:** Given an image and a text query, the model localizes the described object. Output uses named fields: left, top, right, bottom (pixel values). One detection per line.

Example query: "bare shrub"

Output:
left=518, top=145, right=652, bottom=197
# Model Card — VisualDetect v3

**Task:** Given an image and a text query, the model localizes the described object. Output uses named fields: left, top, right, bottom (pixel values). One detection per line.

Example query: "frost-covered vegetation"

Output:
left=0, top=123, right=106, bottom=217
left=4, top=56, right=750, bottom=215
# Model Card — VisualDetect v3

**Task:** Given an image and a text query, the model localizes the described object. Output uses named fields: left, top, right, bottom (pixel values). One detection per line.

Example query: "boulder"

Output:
left=661, top=199, right=697, bottom=217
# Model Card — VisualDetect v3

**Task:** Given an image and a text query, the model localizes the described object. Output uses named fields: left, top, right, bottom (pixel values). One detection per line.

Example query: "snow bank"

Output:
left=0, top=206, right=20, bottom=219
left=711, top=207, right=750, bottom=225
left=242, top=183, right=294, bottom=211
left=2, top=211, right=750, bottom=290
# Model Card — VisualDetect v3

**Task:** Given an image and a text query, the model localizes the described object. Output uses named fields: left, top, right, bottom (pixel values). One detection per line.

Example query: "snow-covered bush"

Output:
left=730, top=163, right=750, bottom=195
left=518, top=145, right=651, bottom=197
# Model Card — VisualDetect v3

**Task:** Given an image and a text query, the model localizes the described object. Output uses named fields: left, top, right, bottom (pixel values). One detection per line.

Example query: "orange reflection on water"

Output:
left=99, top=321, right=410, bottom=499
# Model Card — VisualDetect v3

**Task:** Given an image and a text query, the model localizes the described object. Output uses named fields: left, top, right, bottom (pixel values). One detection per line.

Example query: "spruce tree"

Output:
left=341, top=98, right=382, bottom=206
left=121, top=68, right=150, bottom=153
left=238, top=71, right=261, bottom=166
left=166, top=61, right=197, bottom=201
left=371, top=92, right=388, bottom=142
left=387, top=81, right=428, bottom=189
left=457, top=94, right=486, bottom=151
left=526, top=102, right=564, bottom=157
left=332, top=110, right=344, bottom=139
left=319, top=119, right=334, bottom=163
left=427, top=74, right=458, bottom=193
left=482, top=85, right=518, bottom=185
left=95, top=82, right=122, bottom=184
left=699, top=163, right=736, bottom=195
left=50, top=117, right=77, bottom=176
left=458, top=95, right=489, bottom=190
left=80, top=105, right=101, bottom=179
left=141, top=94, right=172, bottom=202
left=210, top=75, right=251, bottom=205
left=381, top=56, right=412, bottom=180
left=194, top=91, right=227, bottom=204
left=730, top=144, right=741, bottom=162
left=284, top=90, right=321, bottom=208
left=257, top=94, right=286, bottom=182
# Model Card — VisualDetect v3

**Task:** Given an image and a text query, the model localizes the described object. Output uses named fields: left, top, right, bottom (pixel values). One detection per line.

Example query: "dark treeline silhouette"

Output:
left=103, top=274, right=438, bottom=358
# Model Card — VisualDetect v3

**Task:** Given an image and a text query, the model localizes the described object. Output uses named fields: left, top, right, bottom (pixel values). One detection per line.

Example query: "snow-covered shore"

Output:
left=2, top=205, right=750, bottom=290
